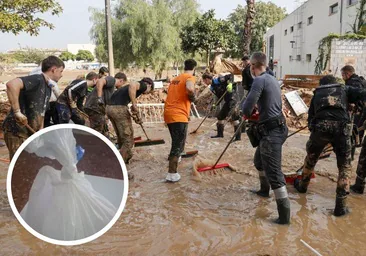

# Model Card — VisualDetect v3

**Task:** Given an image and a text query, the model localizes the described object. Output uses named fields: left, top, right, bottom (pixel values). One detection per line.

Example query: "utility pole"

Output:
left=105, top=0, right=115, bottom=76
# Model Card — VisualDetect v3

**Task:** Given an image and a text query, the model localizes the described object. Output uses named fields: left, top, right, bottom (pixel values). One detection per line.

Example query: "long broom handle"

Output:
left=25, top=123, right=36, bottom=134
left=287, top=126, right=308, bottom=139
left=213, top=119, right=246, bottom=167
left=139, top=124, right=151, bottom=141
left=191, top=91, right=228, bottom=133
left=224, top=93, right=247, bottom=127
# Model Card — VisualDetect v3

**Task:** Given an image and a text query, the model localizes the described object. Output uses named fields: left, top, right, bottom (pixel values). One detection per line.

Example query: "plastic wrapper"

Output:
left=21, top=129, right=117, bottom=241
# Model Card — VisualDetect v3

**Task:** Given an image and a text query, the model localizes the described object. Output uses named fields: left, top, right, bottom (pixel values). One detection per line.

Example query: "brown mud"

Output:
left=0, top=119, right=365, bottom=255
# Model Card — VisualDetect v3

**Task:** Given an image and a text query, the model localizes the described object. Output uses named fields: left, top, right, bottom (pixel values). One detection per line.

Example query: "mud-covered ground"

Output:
left=0, top=119, right=365, bottom=255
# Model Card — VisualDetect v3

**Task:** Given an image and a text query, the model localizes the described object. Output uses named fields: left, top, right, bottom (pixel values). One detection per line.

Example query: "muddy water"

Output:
left=1, top=119, right=366, bottom=255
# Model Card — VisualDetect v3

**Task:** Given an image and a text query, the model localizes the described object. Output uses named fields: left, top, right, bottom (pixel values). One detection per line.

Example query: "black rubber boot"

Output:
left=274, top=198, right=291, bottom=225
left=211, top=123, right=224, bottom=138
left=168, top=156, right=179, bottom=174
left=294, top=178, right=308, bottom=193
left=251, top=176, right=270, bottom=198
left=350, top=177, right=365, bottom=194
left=234, top=125, right=241, bottom=141
left=334, top=196, right=350, bottom=217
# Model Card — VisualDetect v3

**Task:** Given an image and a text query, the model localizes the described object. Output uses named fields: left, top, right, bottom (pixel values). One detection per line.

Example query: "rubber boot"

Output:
left=234, top=125, right=241, bottom=141
left=350, top=177, right=365, bottom=194
left=275, top=198, right=291, bottom=224
left=294, top=178, right=308, bottom=193
left=166, top=156, right=181, bottom=182
left=251, top=175, right=270, bottom=198
left=211, top=123, right=224, bottom=138
left=333, top=196, right=350, bottom=217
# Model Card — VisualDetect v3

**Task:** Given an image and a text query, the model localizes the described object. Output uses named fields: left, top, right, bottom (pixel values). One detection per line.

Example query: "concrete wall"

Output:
left=265, top=0, right=360, bottom=78
left=330, top=39, right=366, bottom=77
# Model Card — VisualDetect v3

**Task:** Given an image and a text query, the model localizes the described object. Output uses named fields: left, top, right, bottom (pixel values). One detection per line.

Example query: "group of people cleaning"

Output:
left=3, top=52, right=366, bottom=225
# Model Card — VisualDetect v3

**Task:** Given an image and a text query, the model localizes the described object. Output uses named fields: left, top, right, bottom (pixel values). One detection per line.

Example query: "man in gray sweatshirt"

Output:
left=242, top=52, right=290, bottom=225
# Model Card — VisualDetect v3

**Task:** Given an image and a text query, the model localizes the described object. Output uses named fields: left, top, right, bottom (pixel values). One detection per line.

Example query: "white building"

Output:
left=67, top=44, right=96, bottom=57
left=264, top=0, right=361, bottom=78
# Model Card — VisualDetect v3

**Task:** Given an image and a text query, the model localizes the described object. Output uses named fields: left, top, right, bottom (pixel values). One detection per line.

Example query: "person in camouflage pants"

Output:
left=350, top=124, right=366, bottom=194
left=106, top=105, right=134, bottom=163
left=294, top=75, right=366, bottom=217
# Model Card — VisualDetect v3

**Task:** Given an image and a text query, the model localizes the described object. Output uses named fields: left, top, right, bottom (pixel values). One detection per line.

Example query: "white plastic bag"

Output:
left=21, top=129, right=117, bottom=241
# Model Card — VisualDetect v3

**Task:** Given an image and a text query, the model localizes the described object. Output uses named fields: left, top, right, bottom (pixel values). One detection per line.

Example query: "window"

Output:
left=308, top=16, right=313, bottom=25
left=284, top=29, right=288, bottom=36
left=330, top=3, right=339, bottom=15
left=306, top=54, right=312, bottom=62
left=348, top=0, right=358, bottom=6
left=296, top=55, right=302, bottom=61
left=289, top=56, right=293, bottom=61
left=298, top=22, right=302, bottom=29
left=290, top=26, right=294, bottom=33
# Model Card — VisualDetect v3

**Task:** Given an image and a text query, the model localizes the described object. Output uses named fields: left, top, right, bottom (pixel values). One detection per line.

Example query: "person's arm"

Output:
left=242, top=78, right=264, bottom=117
left=346, top=86, right=366, bottom=104
left=129, top=81, right=140, bottom=113
left=186, top=79, right=195, bottom=102
left=96, top=78, right=107, bottom=97
left=6, top=78, right=27, bottom=124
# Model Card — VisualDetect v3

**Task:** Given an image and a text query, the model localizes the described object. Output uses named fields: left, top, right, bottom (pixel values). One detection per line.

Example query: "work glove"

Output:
left=14, top=109, right=28, bottom=125
left=188, top=93, right=196, bottom=103
left=131, top=113, right=143, bottom=125
left=70, top=101, right=77, bottom=109
left=97, top=97, right=104, bottom=106
left=226, top=83, right=233, bottom=93
left=131, top=104, right=139, bottom=115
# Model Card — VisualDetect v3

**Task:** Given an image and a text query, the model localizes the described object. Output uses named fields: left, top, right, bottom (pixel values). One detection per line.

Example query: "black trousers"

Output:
left=167, top=122, right=188, bottom=158
left=254, top=125, right=288, bottom=190
left=217, top=99, right=240, bottom=122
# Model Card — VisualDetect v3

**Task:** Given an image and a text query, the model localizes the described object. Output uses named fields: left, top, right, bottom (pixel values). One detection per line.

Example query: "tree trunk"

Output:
left=206, top=49, right=210, bottom=68
left=243, top=0, right=255, bottom=56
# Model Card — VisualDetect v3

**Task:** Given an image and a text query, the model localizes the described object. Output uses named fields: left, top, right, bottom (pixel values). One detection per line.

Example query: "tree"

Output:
left=75, top=50, right=94, bottom=62
left=180, top=10, right=235, bottom=67
left=59, top=51, right=75, bottom=61
left=229, top=1, right=287, bottom=57
left=89, top=0, right=200, bottom=78
left=243, top=0, right=255, bottom=56
left=352, top=0, right=366, bottom=35
left=0, top=0, right=63, bottom=35
left=12, top=48, right=47, bottom=64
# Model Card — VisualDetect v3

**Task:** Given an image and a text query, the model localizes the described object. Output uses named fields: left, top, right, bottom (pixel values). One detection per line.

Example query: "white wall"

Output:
left=265, top=0, right=360, bottom=78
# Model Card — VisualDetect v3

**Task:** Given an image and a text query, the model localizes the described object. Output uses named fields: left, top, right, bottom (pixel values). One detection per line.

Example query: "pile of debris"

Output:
left=282, top=86, right=314, bottom=129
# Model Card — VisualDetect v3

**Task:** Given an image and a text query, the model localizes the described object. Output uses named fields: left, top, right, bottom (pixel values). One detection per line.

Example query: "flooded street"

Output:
left=1, top=119, right=366, bottom=255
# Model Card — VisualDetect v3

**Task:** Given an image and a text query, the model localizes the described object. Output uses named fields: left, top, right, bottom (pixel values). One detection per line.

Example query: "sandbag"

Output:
left=21, top=129, right=117, bottom=241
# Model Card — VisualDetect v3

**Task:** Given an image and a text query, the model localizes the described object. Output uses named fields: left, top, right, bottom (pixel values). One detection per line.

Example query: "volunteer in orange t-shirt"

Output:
left=164, top=59, right=197, bottom=182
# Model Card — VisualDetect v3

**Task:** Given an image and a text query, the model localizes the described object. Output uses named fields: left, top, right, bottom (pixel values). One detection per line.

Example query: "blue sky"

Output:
left=0, top=0, right=298, bottom=52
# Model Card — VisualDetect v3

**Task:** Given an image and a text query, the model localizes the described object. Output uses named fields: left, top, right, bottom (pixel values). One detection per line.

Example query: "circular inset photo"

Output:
left=6, top=124, right=128, bottom=246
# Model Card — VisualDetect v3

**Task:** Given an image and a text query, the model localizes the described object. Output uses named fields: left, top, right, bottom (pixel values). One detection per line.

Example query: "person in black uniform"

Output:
left=294, top=75, right=366, bottom=216
left=341, top=65, right=366, bottom=160
left=202, top=73, right=241, bottom=141
left=56, top=72, right=99, bottom=125
left=242, top=52, right=289, bottom=225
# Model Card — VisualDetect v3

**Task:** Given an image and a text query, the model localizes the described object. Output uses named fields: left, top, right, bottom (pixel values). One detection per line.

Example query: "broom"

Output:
left=190, top=91, right=228, bottom=134
left=196, top=119, right=245, bottom=173
left=134, top=123, right=165, bottom=147
left=284, top=145, right=333, bottom=184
